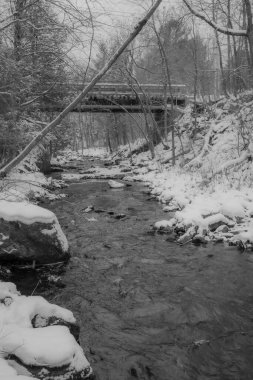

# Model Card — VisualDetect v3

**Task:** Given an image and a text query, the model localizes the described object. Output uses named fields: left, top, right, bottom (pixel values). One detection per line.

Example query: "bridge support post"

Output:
left=154, top=111, right=166, bottom=145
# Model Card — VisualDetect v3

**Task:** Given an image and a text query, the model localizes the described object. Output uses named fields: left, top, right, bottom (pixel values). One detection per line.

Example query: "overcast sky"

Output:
left=69, top=0, right=185, bottom=66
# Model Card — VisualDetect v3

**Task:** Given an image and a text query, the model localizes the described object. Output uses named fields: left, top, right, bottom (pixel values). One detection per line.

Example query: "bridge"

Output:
left=43, top=82, right=187, bottom=113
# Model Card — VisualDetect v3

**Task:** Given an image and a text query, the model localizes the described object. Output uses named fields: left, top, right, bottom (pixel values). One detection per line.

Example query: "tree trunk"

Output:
left=14, top=0, right=26, bottom=61
left=212, top=0, right=227, bottom=97
left=244, top=0, right=253, bottom=82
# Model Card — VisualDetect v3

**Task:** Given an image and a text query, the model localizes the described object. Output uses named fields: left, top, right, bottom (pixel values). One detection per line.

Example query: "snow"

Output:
left=0, top=281, right=91, bottom=379
left=0, top=200, right=55, bottom=225
left=0, top=358, right=36, bottom=380
left=154, top=220, right=174, bottom=229
left=1, top=325, right=88, bottom=368
left=108, top=180, right=125, bottom=188
left=1, top=295, right=75, bottom=328
left=205, top=213, right=235, bottom=228
left=238, top=223, right=253, bottom=244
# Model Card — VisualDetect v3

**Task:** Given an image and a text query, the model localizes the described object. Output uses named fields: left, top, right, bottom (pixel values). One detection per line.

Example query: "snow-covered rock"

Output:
left=204, top=213, right=235, bottom=231
left=0, top=201, right=69, bottom=264
left=154, top=219, right=175, bottom=233
left=0, top=281, right=92, bottom=380
left=108, top=180, right=126, bottom=188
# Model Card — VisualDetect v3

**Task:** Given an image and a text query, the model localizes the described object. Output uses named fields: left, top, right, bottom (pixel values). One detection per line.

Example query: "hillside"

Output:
left=110, top=91, right=253, bottom=248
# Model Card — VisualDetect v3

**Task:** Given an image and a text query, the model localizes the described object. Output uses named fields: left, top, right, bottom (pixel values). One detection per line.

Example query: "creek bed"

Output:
left=20, top=169, right=253, bottom=379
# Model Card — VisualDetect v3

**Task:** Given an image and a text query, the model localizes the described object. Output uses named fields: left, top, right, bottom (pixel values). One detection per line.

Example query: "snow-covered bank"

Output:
left=0, top=149, right=92, bottom=378
left=0, top=148, right=70, bottom=264
left=0, top=282, right=92, bottom=379
left=132, top=167, right=253, bottom=247
left=0, top=147, right=66, bottom=203
left=108, top=92, right=253, bottom=249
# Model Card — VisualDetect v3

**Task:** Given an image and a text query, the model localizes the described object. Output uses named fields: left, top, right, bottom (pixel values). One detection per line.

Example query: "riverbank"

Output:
left=0, top=149, right=92, bottom=379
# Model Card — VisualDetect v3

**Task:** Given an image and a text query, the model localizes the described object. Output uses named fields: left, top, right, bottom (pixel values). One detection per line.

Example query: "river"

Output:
left=19, top=161, right=253, bottom=379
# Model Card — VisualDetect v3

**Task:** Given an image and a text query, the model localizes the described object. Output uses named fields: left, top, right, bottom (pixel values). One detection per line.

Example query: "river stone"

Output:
left=205, top=213, right=235, bottom=232
left=215, top=225, right=229, bottom=233
left=0, top=217, right=69, bottom=264
left=192, top=235, right=208, bottom=245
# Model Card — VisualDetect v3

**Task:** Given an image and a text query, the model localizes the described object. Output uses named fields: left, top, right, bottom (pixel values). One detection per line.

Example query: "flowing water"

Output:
left=22, top=161, right=253, bottom=379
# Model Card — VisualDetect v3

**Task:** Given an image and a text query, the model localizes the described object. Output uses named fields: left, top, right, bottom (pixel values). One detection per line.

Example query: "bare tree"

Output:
left=182, top=0, right=253, bottom=77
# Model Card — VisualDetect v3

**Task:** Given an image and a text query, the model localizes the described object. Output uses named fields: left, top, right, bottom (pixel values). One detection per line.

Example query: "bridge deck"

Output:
left=43, top=82, right=187, bottom=113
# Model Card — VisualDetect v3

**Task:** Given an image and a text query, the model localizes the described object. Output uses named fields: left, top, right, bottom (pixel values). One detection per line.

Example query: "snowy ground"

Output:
left=108, top=92, right=253, bottom=248
left=0, top=147, right=66, bottom=203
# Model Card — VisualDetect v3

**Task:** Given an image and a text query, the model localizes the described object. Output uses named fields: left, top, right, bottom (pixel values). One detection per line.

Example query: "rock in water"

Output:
left=83, top=205, right=94, bottom=213
left=0, top=200, right=69, bottom=264
left=108, top=180, right=125, bottom=188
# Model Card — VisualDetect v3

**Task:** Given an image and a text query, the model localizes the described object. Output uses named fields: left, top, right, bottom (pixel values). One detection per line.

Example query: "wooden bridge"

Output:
left=43, top=82, right=187, bottom=113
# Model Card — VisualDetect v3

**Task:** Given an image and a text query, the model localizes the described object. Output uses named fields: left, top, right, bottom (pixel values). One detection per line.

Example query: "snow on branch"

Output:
left=182, top=0, right=247, bottom=37
left=213, top=151, right=251, bottom=176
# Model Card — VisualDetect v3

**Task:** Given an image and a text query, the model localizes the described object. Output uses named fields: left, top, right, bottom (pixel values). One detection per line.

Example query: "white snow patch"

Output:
left=154, top=220, right=174, bottom=229
left=0, top=200, right=55, bottom=225
left=108, top=180, right=125, bottom=188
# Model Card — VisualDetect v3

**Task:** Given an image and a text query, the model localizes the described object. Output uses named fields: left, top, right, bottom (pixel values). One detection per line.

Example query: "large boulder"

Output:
left=0, top=200, right=69, bottom=264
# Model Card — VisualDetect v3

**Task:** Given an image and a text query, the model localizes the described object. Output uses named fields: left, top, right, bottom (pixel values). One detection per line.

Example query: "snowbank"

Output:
left=115, top=92, right=253, bottom=248
left=0, top=282, right=92, bottom=379
left=0, top=147, right=66, bottom=202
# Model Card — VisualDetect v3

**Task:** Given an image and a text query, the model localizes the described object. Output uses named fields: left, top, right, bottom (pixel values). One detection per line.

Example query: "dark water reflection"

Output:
left=45, top=180, right=253, bottom=380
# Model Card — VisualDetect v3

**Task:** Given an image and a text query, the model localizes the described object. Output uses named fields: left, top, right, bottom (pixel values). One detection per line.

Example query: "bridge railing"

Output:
left=39, top=81, right=187, bottom=111
left=70, top=82, right=186, bottom=100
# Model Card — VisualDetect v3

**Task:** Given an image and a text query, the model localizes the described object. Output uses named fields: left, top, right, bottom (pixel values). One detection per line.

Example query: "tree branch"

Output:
left=182, top=0, right=247, bottom=37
